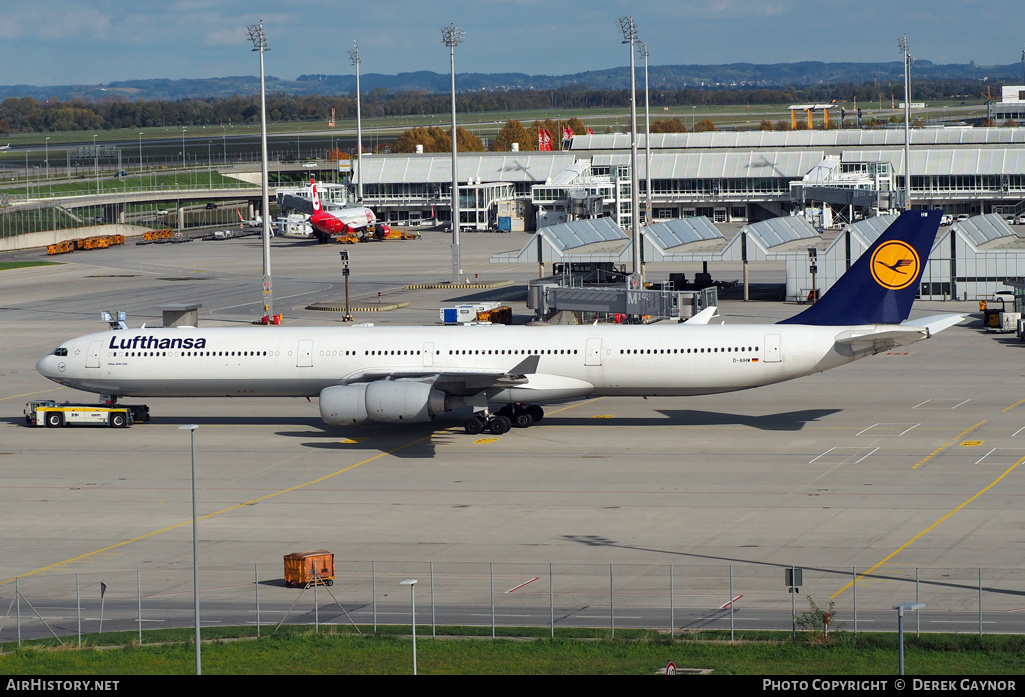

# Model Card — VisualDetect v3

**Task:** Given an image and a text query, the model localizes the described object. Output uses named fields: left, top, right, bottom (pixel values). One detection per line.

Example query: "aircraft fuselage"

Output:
left=37, top=323, right=857, bottom=403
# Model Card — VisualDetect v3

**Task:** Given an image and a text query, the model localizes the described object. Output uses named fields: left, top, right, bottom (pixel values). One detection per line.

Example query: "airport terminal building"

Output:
left=354, top=126, right=1025, bottom=232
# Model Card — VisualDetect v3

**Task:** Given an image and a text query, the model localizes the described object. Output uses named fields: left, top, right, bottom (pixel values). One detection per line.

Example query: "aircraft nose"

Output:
left=36, top=354, right=64, bottom=382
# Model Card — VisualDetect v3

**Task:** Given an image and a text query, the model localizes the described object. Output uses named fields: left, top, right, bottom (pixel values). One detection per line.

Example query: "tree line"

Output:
left=0, top=78, right=1010, bottom=135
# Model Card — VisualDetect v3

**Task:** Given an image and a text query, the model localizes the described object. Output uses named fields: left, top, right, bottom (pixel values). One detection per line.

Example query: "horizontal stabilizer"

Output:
left=835, top=327, right=927, bottom=354
left=901, top=313, right=967, bottom=337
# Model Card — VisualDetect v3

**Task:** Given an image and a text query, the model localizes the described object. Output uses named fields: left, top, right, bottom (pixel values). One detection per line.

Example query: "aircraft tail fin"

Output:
left=310, top=177, right=321, bottom=212
left=779, top=210, right=942, bottom=326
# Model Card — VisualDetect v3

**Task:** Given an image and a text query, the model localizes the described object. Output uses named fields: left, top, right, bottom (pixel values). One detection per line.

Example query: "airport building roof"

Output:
left=569, top=128, right=1025, bottom=151
left=843, top=148, right=1025, bottom=175
left=591, top=151, right=824, bottom=179
left=950, top=213, right=1023, bottom=250
left=355, top=153, right=577, bottom=184
left=642, top=217, right=727, bottom=261
left=490, top=217, right=630, bottom=264
left=744, top=216, right=822, bottom=251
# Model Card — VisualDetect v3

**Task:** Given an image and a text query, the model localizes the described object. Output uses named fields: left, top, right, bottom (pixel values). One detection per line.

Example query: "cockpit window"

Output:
left=52, top=347, right=68, bottom=357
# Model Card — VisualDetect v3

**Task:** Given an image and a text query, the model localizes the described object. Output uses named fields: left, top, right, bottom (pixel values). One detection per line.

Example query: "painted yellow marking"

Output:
left=0, top=387, right=64, bottom=402
left=337, top=437, right=369, bottom=444
left=592, top=415, right=613, bottom=419
left=831, top=454, right=1025, bottom=600
left=960, top=441, right=983, bottom=447
left=1, top=433, right=434, bottom=585
left=1002, top=399, right=1025, bottom=413
left=912, top=421, right=986, bottom=469
left=474, top=438, right=499, bottom=444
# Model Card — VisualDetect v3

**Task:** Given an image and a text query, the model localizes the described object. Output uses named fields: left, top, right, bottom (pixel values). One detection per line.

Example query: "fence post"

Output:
left=372, top=561, right=377, bottom=633
left=550, top=563, right=554, bottom=639
left=431, top=561, right=436, bottom=638
left=610, top=563, right=615, bottom=639
left=730, top=564, right=734, bottom=641
left=76, top=573, right=81, bottom=647
left=255, top=563, right=261, bottom=638
left=852, top=567, right=857, bottom=636
left=670, top=564, right=674, bottom=637
left=916, top=566, right=921, bottom=636
left=978, top=568, right=983, bottom=637
left=137, top=571, right=142, bottom=644
left=491, top=562, right=495, bottom=639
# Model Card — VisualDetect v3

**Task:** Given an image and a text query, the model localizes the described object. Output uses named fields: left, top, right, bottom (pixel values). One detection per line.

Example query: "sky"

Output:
left=1, top=0, right=1022, bottom=87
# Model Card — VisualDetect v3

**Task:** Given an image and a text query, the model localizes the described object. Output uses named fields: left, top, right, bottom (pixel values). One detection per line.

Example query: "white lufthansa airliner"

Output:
left=36, top=210, right=963, bottom=434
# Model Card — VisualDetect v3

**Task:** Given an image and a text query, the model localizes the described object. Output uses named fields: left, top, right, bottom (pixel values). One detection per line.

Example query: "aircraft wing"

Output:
left=684, top=306, right=719, bottom=324
left=342, top=355, right=541, bottom=397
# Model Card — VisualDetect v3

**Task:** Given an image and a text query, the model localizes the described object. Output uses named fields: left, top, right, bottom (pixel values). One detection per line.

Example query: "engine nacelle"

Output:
left=319, top=382, right=448, bottom=425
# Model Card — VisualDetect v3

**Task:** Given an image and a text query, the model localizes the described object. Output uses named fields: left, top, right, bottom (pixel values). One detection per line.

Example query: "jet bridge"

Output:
left=528, top=280, right=717, bottom=322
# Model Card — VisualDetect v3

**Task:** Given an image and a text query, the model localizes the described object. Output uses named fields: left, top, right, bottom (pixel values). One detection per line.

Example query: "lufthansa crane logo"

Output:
left=870, top=240, right=920, bottom=290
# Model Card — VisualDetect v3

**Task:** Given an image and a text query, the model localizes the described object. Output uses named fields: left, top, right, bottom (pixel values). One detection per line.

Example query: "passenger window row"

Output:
left=620, top=346, right=759, bottom=354
left=108, top=351, right=270, bottom=357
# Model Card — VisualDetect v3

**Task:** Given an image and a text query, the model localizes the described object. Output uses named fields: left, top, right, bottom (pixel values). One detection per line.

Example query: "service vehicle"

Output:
left=283, top=550, right=334, bottom=588
left=25, top=400, right=134, bottom=428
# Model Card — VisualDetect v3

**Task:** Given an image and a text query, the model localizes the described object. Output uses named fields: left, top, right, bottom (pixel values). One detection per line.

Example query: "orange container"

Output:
left=283, top=550, right=334, bottom=588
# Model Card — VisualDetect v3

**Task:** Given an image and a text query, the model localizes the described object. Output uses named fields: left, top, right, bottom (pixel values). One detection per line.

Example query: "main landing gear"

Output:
left=463, top=404, right=544, bottom=435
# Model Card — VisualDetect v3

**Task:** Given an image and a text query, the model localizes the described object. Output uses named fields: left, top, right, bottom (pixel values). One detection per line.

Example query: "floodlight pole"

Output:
left=894, top=603, right=925, bottom=675
left=401, top=579, right=418, bottom=675
left=640, top=41, right=652, bottom=231
left=248, top=20, right=274, bottom=321
left=349, top=42, right=364, bottom=202
left=618, top=17, right=642, bottom=288
left=899, top=34, right=912, bottom=211
left=441, top=23, right=465, bottom=284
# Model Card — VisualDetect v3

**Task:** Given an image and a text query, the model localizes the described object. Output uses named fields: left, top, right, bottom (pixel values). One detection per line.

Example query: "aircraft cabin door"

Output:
left=297, top=339, right=314, bottom=367
left=422, top=342, right=434, bottom=368
left=763, top=334, right=782, bottom=363
left=86, top=340, right=102, bottom=368
left=585, top=338, right=603, bottom=366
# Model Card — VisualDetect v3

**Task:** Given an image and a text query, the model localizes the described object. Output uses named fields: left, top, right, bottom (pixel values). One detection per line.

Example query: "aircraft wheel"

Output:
left=528, top=405, right=544, bottom=423
left=464, top=416, right=485, bottom=435
left=512, top=408, right=535, bottom=429
left=488, top=415, right=512, bottom=435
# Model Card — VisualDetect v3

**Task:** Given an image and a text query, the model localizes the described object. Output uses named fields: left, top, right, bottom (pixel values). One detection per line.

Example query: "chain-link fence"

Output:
left=3, top=561, right=1023, bottom=646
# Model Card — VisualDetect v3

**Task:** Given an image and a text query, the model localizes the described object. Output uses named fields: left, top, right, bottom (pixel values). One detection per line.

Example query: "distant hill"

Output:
left=2, top=62, right=1021, bottom=101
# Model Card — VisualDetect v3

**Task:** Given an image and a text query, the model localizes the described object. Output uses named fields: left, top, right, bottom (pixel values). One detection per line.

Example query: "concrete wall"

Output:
left=0, top=224, right=154, bottom=253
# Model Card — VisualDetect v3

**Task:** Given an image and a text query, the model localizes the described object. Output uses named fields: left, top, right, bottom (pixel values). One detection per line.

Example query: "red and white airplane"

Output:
left=309, top=178, right=377, bottom=243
